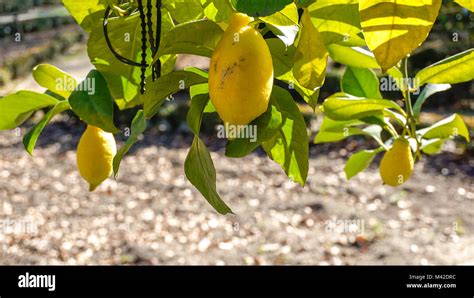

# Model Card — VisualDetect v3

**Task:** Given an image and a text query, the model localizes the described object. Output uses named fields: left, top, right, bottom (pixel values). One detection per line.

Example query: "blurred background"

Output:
left=0, top=0, right=473, bottom=265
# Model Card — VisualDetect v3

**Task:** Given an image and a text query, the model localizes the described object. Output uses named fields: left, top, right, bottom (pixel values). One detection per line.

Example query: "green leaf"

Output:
left=69, top=70, right=120, bottom=133
left=185, top=94, right=233, bottom=215
left=421, top=138, right=444, bottom=155
left=413, top=84, right=451, bottom=118
left=201, top=0, right=235, bottom=22
left=88, top=14, right=147, bottom=106
left=308, top=0, right=365, bottom=46
left=23, top=101, right=71, bottom=155
left=0, top=91, right=59, bottom=130
left=341, top=67, right=382, bottom=99
left=32, top=64, right=78, bottom=99
left=88, top=11, right=175, bottom=109
left=418, top=114, right=470, bottom=142
left=415, top=49, right=474, bottom=86
left=144, top=70, right=209, bottom=118
left=327, top=45, right=380, bottom=69
left=61, top=0, right=106, bottom=32
left=262, top=86, right=309, bottom=185
left=261, top=3, right=299, bottom=46
left=187, top=94, right=209, bottom=135
left=231, top=0, right=293, bottom=17
left=344, top=148, right=382, bottom=179
left=293, top=9, right=328, bottom=90
left=314, top=116, right=384, bottom=145
left=225, top=103, right=283, bottom=158
left=163, top=0, right=205, bottom=23
left=266, top=38, right=319, bottom=108
left=322, top=93, right=403, bottom=121
left=158, top=19, right=224, bottom=58
left=314, top=127, right=363, bottom=143
left=359, top=0, right=442, bottom=71
left=113, top=110, right=147, bottom=177
left=189, top=83, right=216, bottom=113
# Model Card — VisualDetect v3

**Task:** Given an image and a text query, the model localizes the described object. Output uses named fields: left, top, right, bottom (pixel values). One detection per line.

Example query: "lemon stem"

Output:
left=401, top=57, right=420, bottom=157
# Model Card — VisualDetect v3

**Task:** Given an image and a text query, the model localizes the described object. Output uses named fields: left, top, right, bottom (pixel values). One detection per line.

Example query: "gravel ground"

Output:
left=0, top=120, right=473, bottom=265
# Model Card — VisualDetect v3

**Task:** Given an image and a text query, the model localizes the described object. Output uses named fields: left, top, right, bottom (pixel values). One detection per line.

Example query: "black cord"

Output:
left=102, top=1, right=162, bottom=92
left=153, top=0, right=162, bottom=80
left=103, top=6, right=143, bottom=67
left=137, top=0, right=148, bottom=94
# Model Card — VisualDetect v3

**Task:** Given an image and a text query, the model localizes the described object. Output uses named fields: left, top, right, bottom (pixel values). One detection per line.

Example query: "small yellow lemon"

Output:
left=379, top=139, right=414, bottom=186
left=209, top=13, right=274, bottom=125
left=76, top=125, right=117, bottom=191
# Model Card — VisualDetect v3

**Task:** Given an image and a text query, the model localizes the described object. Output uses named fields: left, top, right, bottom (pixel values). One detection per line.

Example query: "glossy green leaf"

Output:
left=201, top=0, right=234, bottom=22
left=32, top=64, right=77, bottom=99
left=315, top=117, right=365, bottom=144
left=344, top=148, right=383, bottom=179
left=327, top=45, right=380, bottom=69
left=69, top=70, right=120, bottom=133
left=262, top=86, right=309, bottom=186
left=341, top=67, right=382, bottom=99
left=231, top=0, right=293, bottom=17
left=185, top=94, right=233, bottom=215
left=293, top=9, right=328, bottom=90
left=113, top=110, right=147, bottom=177
left=266, top=38, right=320, bottom=109
left=226, top=103, right=283, bottom=158
left=360, top=0, right=442, bottom=71
left=322, top=93, right=403, bottom=121
left=88, top=11, right=175, bottom=109
left=144, top=70, right=208, bottom=118
left=308, top=0, right=365, bottom=46
left=158, top=19, right=224, bottom=57
left=163, top=0, right=205, bottom=23
left=421, top=138, right=444, bottom=155
left=315, top=116, right=384, bottom=145
left=61, top=0, right=106, bottom=32
left=418, top=114, right=470, bottom=142
left=415, top=49, right=474, bottom=86
left=0, top=91, right=59, bottom=130
left=261, top=3, right=299, bottom=46
left=23, top=101, right=71, bottom=155
left=413, top=83, right=451, bottom=118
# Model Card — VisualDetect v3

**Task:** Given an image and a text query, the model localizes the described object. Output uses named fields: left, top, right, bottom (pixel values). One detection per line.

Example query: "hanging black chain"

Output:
left=153, top=0, right=162, bottom=81
left=146, top=0, right=156, bottom=54
left=103, top=0, right=162, bottom=94
left=137, top=0, right=148, bottom=94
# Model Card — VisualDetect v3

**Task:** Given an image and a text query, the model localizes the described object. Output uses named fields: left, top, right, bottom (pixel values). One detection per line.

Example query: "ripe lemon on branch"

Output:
left=209, top=13, right=274, bottom=125
left=76, top=125, right=117, bottom=191
left=379, top=139, right=414, bottom=186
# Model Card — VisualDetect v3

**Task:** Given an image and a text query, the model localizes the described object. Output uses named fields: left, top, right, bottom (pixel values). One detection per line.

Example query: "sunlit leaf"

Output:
left=416, top=49, right=474, bottom=86
left=293, top=9, right=328, bottom=90
left=359, top=0, right=442, bottom=71
left=0, top=91, right=59, bottom=130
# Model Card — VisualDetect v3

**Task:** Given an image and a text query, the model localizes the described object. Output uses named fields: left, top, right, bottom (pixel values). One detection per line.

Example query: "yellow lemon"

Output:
left=379, top=139, right=414, bottom=186
left=76, top=125, right=117, bottom=191
left=209, top=13, right=274, bottom=125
